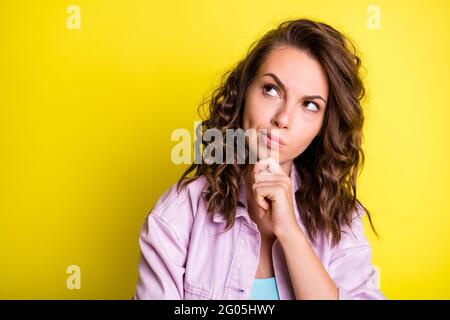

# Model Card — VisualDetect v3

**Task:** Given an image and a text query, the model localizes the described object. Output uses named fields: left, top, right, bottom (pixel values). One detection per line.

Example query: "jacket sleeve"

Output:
left=328, top=206, right=386, bottom=300
left=132, top=212, right=188, bottom=300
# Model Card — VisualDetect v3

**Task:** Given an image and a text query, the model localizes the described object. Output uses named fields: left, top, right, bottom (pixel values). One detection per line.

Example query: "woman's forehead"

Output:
left=257, top=46, right=329, bottom=99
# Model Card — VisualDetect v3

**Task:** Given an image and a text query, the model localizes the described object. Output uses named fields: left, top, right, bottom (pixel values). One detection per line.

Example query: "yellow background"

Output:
left=1, top=0, right=449, bottom=299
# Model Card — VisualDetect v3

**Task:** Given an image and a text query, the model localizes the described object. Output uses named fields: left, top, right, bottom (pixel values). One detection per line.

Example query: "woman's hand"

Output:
left=251, top=157, right=339, bottom=299
left=251, top=157, right=300, bottom=239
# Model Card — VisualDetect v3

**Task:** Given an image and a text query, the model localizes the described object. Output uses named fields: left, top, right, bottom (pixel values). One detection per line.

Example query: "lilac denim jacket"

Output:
left=133, top=166, right=385, bottom=300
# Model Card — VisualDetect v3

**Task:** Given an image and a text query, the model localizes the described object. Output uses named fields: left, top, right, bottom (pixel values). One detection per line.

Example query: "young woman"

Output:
left=133, top=18, right=385, bottom=300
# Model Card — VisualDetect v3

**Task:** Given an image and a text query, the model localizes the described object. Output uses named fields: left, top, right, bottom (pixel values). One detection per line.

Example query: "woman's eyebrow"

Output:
left=262, top=72, right=327, bottom=104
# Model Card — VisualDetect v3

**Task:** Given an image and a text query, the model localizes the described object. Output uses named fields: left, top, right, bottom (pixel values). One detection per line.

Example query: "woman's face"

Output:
left=242, top=45, right=329, bottom=172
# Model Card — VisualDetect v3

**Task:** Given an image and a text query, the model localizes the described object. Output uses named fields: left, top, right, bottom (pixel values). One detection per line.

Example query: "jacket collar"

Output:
left=211, top=164, right=301, bottom=224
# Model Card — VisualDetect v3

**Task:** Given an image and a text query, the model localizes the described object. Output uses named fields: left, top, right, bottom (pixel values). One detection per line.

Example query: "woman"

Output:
left=133, top=18, right=385, bottom=300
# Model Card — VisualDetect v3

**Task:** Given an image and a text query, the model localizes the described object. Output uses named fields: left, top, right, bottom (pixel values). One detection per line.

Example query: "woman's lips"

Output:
left=260, top=131, right=286, bottom=148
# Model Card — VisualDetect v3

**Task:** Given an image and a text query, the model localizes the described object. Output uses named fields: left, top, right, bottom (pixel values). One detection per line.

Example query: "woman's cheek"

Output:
left=250, top=99, right=272, bottom=121
left=290, top=130, right=315, bottom=155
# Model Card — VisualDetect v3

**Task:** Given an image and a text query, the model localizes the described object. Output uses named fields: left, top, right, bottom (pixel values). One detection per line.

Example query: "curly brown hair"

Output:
left=176, top=18, right=378, bottom=247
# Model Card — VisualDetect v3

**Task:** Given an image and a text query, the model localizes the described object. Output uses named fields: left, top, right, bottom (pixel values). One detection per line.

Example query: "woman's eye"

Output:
left=263, top=85, right=279, bottom=98
left=304, top=101, right=319, bottom=112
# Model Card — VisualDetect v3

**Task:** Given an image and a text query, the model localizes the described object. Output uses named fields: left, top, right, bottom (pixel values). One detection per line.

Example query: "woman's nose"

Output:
left=271, top=101, right=295, bottom=129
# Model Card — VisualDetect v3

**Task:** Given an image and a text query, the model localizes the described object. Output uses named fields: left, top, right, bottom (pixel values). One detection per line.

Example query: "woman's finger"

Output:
left=253, top=157, right=283, bottom=175
left=254, top=190, right=270, bottom=211
left=254, top=172, right=289, bottom=184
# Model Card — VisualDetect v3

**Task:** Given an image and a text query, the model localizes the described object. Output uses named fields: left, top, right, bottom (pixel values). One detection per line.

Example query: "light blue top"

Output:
left=250, top=276, right=280, bottom=300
